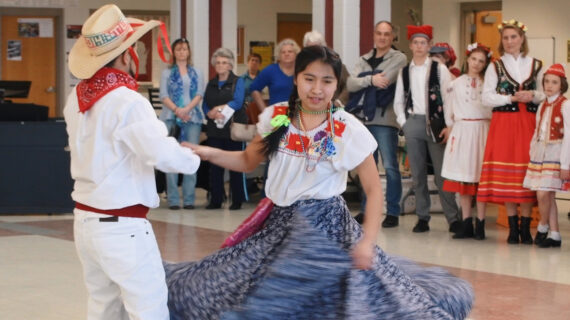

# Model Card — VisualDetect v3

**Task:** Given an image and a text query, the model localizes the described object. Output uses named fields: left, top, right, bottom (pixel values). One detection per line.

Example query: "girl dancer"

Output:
left=165, top=46, right=473, bottom=320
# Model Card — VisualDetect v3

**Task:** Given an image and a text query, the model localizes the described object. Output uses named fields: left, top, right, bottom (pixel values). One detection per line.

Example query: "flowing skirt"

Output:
left=165, top=196, right=473, bottom=319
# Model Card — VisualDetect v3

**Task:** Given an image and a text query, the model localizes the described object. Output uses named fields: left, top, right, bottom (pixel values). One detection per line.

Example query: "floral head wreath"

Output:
left=466, top=42, right=492, bottom=58
left=498, top=19, right=528, bottom=33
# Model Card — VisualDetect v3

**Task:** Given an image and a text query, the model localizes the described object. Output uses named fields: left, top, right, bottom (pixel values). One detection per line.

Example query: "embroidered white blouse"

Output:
left=257, top=103, right=377, bottom=206
left=444, top=75, right=492, bottom=127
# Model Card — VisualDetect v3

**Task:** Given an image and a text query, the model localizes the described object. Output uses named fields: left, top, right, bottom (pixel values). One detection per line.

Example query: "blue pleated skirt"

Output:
left=165, top=196, right=473, bottom=319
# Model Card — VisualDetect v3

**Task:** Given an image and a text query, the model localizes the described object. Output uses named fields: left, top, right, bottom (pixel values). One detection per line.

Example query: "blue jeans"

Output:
left=163, top=120, right=202, bottom=206
left=361, top=125, right=402, bottom=216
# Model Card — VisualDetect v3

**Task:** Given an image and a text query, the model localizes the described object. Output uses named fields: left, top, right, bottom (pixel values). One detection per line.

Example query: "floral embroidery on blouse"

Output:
left=278, top=116, right=347, bottom=159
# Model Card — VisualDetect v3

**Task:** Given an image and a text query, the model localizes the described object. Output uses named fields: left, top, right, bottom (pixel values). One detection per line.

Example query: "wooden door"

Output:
left=1, top=16, right=57, bottom=117
left=277, top=20, right=312, bottom=48
left=474, top=11, right=502, bottom=60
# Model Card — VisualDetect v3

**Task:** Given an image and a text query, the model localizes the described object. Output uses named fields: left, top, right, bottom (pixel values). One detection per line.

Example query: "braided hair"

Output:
left=262, top=45, right=342, bottom=157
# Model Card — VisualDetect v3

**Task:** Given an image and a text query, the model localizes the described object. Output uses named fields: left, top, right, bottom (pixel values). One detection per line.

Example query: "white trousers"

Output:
left=73, top=209, right=169, bottom=320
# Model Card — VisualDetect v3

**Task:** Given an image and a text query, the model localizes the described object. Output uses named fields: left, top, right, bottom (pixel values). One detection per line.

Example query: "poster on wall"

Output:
left=7, top=40, right=22, bottom=61
left=66, top=25, right=82, bottom=39
left=17, top=18, right=53, bottom=38
left=135, top=31, right=153, bottom=82
left=250, top=41, right=274, bottom=70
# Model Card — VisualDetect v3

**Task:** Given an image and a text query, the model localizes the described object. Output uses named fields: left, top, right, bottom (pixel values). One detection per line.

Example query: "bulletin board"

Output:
left=250, top=41, right=274, bottom=70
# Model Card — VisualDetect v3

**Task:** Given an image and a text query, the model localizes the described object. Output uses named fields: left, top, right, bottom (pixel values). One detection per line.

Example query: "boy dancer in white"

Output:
left=64, top=5, right=200, bottom=319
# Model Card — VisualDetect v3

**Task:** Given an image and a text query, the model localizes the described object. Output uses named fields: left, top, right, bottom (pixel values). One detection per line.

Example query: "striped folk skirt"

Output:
left=523, top=140, right=569, bottom=191
left=477, top=107, right=537, bottom=203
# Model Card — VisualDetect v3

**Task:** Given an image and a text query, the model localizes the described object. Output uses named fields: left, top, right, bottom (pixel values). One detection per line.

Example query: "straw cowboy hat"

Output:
left=69, top=4, right=160, bottom=79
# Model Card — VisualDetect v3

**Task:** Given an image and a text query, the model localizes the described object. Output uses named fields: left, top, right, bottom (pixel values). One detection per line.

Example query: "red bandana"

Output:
left=76, top=67, right=139, bottom=113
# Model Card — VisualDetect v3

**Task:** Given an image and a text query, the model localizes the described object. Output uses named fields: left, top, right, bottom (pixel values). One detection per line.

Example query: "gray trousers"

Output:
left=402, top=115, right=459, bottom=224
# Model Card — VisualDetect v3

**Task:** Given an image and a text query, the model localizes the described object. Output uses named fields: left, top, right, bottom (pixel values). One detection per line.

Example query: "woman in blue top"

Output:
left=250, top=38, right=299, bottom=111
left=159, top=38, right=205, bottom=210
left=202, top=48, right=248, bottom=210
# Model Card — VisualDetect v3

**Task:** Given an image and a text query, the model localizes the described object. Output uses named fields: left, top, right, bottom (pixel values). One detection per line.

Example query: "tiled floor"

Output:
left=1, top=188, right=570, bottom=319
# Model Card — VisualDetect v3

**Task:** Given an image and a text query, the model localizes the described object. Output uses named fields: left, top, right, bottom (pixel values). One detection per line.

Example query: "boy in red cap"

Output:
left=394, top=25, right=461, bottom=233
left=523, top=63, right=569, bottom=248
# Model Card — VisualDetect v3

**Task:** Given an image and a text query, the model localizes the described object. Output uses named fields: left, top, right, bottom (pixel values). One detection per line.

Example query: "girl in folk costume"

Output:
left=523, top=64, right=570, bottom=248
left=164, top=46, right=474, bottom=319
left=442, top=43, right=493, bottom=240
left=478, top=19, right=545, bottom=244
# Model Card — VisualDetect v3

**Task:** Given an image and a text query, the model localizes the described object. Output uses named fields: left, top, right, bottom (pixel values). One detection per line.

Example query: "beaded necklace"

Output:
left=296, top=105, right=336, bottom=172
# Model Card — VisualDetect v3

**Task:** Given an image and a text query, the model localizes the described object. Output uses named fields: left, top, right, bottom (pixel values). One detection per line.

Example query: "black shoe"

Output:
left=413, top=219, right=430, bottom=233
left=534, top=231, right=548, bottom=245
left=507, top=216, right=520, bottom=244
left=520, top=216, right=533, bottom=245
left=382, top=215, right=399, bottom=228
left=474, top=218, right=486, bottom=240
left=206, top=203, right=222, bottom=209
left=452, top=217, right=474, bottom=239
left=169, top=205, right=180, bottom=210
left=538, top=238, right=561, bottom=248
left=354, top=212, right=364, bottom=224
left=183, top=204, right=195, bottom=210
left=449, top=220, right=462, bottom=233
left=229, top=202, right=242, bottom=210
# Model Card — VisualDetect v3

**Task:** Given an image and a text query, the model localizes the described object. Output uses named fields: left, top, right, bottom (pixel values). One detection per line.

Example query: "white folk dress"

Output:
left=523, top=94, right=570, bottom=191
left=441, top=75, right=492, bottom=186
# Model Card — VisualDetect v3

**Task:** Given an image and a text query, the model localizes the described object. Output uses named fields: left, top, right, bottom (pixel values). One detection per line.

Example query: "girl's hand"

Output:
left=438, top=127, right=451, bottom=144
left=351, top=238, right=375, bottom=270
left=560, top=169, right=570, bottom=180
left=182, top=142, right=215, bottom=160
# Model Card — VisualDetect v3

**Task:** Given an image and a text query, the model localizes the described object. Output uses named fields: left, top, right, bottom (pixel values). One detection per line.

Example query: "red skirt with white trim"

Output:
left=443, top=180, right=478, bottom=196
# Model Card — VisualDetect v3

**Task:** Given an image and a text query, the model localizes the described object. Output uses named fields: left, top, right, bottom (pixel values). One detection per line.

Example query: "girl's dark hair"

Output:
left=170, top=38, right=192, bottom=67
left=542, top=75, right=569, bottom=94
left=262, top=45, right=342, bottom=157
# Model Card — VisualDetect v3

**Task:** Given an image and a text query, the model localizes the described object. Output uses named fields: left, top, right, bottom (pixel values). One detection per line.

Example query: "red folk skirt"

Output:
left=477, top=104, right=537, bottom=204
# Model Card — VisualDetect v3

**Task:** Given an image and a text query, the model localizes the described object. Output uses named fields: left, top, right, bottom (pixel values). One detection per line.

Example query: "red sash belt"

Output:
left=75, top=202, right=149, bottom=218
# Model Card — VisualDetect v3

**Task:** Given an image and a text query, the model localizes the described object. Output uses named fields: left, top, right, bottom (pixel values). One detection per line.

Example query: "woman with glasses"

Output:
left=202, top=48, right=248, bottom=210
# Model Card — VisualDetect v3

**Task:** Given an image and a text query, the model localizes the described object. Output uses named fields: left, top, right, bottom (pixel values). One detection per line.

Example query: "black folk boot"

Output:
left=452, top=217, right=474, bottom=239
left=520, top=216, right=533, bottom=244
left=507, top=215, right=520, bottom=244
left=474, top=218, right=485, bottom=240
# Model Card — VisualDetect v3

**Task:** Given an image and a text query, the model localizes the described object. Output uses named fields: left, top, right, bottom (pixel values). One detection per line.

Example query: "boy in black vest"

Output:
left=393, top=25, right=460, bottom=233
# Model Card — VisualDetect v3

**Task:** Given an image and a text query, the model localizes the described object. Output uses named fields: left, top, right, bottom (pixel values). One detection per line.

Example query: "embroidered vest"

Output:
left=402, top=60, right=445, bottom=123
left=204, top=72, right=239, bottom=139
left=538, top=95, right=567, bottom=143
left=492, top=58, right=542, bottom=113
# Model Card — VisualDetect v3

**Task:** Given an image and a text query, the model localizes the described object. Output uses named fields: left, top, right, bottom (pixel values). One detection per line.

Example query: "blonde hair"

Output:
left=498, top=26, right=529, bottom=57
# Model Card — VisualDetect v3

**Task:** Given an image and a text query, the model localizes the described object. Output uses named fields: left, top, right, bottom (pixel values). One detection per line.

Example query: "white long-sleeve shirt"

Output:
left=394, top=58, right=452, bottom=127
left=64, top=86, right=200, bottom=210
left=482, top=53, right=545, bottom=108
